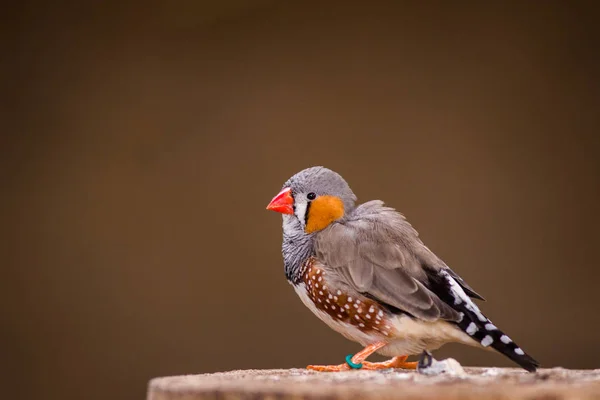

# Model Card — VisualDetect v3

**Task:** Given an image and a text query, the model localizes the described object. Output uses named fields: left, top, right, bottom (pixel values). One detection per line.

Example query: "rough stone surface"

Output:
left=148, top=368, right=600, bottom=400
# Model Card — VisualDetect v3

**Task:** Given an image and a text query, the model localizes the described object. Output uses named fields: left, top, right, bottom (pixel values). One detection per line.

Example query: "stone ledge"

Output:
left=147, top=367, right=600, bottom=400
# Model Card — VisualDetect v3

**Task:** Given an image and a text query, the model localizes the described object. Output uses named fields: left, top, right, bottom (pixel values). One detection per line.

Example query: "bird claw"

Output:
left=362, top=359, right=418, bottom=370
left=306, top=355, right=418, bottom=372
left=306, top=363, right=350, bottom=372
left=418, top=350, right=434, bottom=370
left=417, top=351, right=466, bottom=376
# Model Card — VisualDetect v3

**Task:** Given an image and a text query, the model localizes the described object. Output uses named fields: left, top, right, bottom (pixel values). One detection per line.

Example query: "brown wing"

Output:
left=314, top=201, right=463, bottom=322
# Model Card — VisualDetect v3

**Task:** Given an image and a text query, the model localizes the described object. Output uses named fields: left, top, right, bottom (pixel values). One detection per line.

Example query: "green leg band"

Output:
left=345, top=354, right=363, bottom=369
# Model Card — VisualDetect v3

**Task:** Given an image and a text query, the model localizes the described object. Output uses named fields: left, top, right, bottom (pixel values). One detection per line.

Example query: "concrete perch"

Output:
left=148, top=367, right=600, bottom=400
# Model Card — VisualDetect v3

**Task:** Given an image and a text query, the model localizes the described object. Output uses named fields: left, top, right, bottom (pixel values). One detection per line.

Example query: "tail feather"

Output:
left=456, top=313, right=540, bottom=372
left=437, top=269, right=540, bottom=372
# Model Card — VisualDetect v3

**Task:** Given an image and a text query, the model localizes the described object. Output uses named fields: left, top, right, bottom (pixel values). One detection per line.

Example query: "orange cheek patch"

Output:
left=305, top=195, right=345, bottom=233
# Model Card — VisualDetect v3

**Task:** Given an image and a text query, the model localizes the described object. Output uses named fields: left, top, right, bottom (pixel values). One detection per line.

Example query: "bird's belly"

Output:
left=377, top=315, right=475, bottom=356
left=293, top=283, right=379, bottom=345
left=293, top=280, right=475, bottom=356
left=291, top=258, right=398, bottom=344
left=290, top=257, right=475, bottom=357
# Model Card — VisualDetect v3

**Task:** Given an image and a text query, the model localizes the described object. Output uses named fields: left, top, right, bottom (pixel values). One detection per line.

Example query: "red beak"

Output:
left=266, top=187, right=294, bottom=215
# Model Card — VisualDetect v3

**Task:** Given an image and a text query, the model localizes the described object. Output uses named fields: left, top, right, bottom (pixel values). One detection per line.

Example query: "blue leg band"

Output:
left=345, top=354, right=363, bottom=369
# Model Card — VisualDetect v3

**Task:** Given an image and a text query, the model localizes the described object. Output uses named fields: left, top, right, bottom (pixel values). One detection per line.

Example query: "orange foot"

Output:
left=306, top=363, right=350, bottom=372
left=307, top=356, right=417, bottom=372
left=306, top=342, right=417, bottom=372
left=362, top=355, right=418, bottom=370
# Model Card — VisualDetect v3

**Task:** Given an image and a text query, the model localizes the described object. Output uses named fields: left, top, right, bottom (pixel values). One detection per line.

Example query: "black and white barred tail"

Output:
left=456, top=307, right=539, bottom=372
left=440, top=270, right=540, bottom=372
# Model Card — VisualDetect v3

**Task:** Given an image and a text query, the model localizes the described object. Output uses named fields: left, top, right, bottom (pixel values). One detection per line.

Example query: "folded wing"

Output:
left=314, top=200, right=483, bottom=322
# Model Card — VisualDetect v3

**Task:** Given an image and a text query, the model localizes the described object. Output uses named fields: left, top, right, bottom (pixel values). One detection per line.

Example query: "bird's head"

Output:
left=266, top=166, right=357, bottom=234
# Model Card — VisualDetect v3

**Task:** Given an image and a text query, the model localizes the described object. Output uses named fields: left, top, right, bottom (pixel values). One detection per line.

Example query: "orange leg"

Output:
left=306, top=342, right=416, bottom=372
left=361, top=355, right=418, bottom=370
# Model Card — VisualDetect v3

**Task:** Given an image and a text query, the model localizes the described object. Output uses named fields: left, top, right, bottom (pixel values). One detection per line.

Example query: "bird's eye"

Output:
left=307, top=192, right=317, bottom=200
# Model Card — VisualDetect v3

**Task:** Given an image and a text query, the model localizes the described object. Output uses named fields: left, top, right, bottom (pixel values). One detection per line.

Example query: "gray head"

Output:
left=266, top=166, right=357, bottom=234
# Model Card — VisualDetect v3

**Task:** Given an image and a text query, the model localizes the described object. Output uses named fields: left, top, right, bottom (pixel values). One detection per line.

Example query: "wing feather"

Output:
left=315, top=201, right=481, bottom=322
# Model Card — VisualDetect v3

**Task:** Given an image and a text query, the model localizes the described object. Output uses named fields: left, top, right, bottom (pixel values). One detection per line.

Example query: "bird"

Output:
left=266, top=166, right=539, bottom=372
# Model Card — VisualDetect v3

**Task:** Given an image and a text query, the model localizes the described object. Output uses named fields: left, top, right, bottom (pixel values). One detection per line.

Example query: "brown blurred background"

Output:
left=2, top=1, right=599, bottom=399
